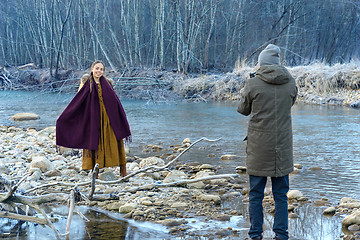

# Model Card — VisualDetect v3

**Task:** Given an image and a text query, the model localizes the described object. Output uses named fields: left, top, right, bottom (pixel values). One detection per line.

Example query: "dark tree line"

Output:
left=0, top=0, right=359, bottom=75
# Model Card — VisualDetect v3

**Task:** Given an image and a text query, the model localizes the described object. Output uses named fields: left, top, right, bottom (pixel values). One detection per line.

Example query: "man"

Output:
left=237, top=44, right=298, bottom=240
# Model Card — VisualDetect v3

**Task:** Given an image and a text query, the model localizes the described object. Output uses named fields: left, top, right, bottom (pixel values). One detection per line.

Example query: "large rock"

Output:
left=339, top=198, right=360, bottom=209
left=160, top=219, right=184, bottom=227
left=236, top=166, right=247, bottom=173
left=163, top=170, right=188, bottom=183
left=171, top=202, right=187, bottom=208
left=199, top=164, right=215, bottom=170
left=127, top=162, right=139, bottom=172
left=30, top=156, right=53, bottom=172
left=0, top=164, right=10, bottom=174
left=29, top=171, right=41, bottom=181
left=323, top=207, right=336, bottom=215
left=187, top=181, right=205, bottom=189
left=139, top=157, right=165, bottom=168
left=196, top=194, right=221, bottom=204
left=287, top=190, right=304, bottom=200
left=119, top=203, right=137, bottom=214
left=342, top=209, right=360, bottom=228
left=194, top=171, right=212, bottom=178
left=10, top=113, right=40, bottom=121
left=350, top=100, right=360, bottom=108
left=98, top=171, right=117, bottom=181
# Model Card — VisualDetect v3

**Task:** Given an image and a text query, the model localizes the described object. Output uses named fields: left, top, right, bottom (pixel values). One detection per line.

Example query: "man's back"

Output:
left=237, top=64, right=297, bottom=177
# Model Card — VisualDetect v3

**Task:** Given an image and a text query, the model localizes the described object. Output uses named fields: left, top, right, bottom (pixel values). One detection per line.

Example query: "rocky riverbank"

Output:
left=1, top=62, right=359, bottom=108
left=1, top=125, right=359, bottom=239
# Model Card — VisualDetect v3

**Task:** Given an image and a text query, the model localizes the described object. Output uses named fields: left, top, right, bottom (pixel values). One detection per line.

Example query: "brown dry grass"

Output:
left=174, top=60, right=360, bottom=105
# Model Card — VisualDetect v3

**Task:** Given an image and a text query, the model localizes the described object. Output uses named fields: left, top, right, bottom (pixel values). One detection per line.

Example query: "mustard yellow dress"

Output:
left=79, top=82, right=126, bottom=170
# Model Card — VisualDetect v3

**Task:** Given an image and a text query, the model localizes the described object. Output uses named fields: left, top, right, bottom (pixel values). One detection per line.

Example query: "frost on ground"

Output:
left=173, top=61, right=360, bottom=106
left=1, top=61, right=359, bottom=107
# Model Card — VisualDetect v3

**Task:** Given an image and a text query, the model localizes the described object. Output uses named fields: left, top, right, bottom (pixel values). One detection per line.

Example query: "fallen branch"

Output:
left=25, top=182, right=61, bottom=194
left=65, top=190, right=75, bottom=239
left=88, top=164, right=99, bottom=200
left=75, top=207, right=89, bottom=222
left=0, top=210, right=57, bottom=225
left=33, top=204, right=61, bottom=240
left=1, top=173, right=29, bottom=202
left=0, top=176, right=11, bottom=192
left=0, top=136, right=226, bottom=239
left=124, top=173, right=238, bottom=193
left=24, top=137, right=222, bottom=190
left=96, top=137, right=222, bottom=185
left=0, top=193, right=69, bottom=205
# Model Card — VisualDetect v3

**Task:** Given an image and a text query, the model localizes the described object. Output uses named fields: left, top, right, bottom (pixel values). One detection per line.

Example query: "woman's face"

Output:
left=91, top=63, right=104, bottom=80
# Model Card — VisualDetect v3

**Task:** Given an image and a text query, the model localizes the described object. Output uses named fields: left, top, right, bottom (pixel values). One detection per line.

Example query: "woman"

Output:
left=56, top=60, right=131, bottom=177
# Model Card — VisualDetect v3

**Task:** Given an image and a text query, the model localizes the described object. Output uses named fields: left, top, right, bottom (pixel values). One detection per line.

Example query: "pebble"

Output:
left=287, top=190, right=304, bottom=200
left=220, top=155, right=237, bottom=161
left=323, top=207, right=336, bottom=215
left=10, top=112, right=40, bottom=121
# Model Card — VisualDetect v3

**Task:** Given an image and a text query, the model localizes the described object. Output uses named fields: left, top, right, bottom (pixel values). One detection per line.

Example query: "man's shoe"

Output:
left=274, top=235, right=283, bottom=240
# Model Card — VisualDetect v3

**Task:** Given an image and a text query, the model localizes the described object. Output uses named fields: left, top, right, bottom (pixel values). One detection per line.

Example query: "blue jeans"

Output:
left=248, top=175, right=289, bottom=240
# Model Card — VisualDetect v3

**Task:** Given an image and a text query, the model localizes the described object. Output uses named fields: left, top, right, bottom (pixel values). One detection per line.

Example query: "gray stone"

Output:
left=235, top=166, right=247, bottom=173
left=44, top=169, right=61, bottom=177
left=199, top=164, right=215, bottom=170
left=10, top=113, right=40, bottom=121
left=351, top=100, right=360, bottom=108
left=187, top=181, right=205, bottom=189
left=30, top=156, right=53, bottom=172
left=119, top=203, right=137, bottom=214
left=215, top=228, right=232, bottom=237
left=220, top=155, right=237, bottom=161
left=139, top=157, right=165, bottom=168
left=196, top=194, right=221, bottom=204
left=160, top=219, right=183, bottom=227
left=163, top=170, right=188, bottom=183
left=294, top=163, right=303, bottom=169
left=287, top=190, right=303, bottom=200
left=342, top=209, right=360, bottom=228
left=323, top=207, right=336, bottom=215
left=29, top=171, right=41, bottom=181
left=340, top=198, right=360, bottom=209
left=0, top=164, right=10, bottom=174
left=99, top=171, right=117, bottom=181
left=348, top=224, right=360, bottom=232
left=171, top=202, right=187, bottom=208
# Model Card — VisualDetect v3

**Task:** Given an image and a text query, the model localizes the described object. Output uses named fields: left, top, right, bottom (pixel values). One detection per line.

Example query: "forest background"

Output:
left=1, top=0, right=359, bottom=73
left=0, top=0, right=359, bottom=104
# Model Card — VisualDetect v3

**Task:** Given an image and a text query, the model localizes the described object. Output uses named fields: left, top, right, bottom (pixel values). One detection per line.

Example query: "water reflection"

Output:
left=84, top=211, right=129, bottom=239
left=289, top=205, right=343, bottom=240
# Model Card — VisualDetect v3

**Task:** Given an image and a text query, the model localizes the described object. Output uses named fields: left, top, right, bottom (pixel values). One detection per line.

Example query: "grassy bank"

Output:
left=173, top=61, right=360, bottom=107
left=1, top=62, right=359, bottom=107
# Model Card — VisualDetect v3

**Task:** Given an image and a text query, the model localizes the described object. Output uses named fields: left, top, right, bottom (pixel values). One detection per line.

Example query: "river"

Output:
left=0, top=90, right=359, bottom=239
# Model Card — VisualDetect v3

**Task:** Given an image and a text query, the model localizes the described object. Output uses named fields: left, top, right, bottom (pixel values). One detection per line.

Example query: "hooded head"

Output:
left=258, top=44, right=281, bottom=66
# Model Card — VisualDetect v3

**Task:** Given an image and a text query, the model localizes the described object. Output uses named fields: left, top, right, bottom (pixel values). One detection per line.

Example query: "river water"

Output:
left=1, top=90, right=359, bottom=239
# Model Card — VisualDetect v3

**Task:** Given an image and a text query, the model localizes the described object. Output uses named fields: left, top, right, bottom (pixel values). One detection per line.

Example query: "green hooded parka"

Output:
left=238, top=65, right=298, bottom=177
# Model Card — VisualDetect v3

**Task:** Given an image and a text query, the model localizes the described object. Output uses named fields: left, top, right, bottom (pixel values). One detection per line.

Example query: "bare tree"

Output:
left=0, top=0, right=359, bottom=71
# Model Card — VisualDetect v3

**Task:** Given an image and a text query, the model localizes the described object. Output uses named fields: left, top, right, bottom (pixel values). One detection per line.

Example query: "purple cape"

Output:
left=56, top=77, right=131, bottom=150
